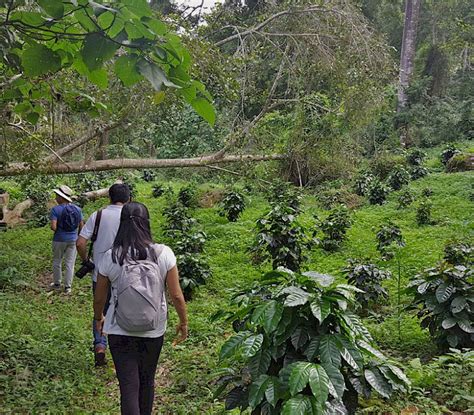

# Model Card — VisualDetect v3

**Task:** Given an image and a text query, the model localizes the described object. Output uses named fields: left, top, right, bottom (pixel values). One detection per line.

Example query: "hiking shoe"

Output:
left=94, top=347, right=107, bottom=367
left=49, top=283, right=61, bottom=291
left=64, top=287, right=72, bottom=295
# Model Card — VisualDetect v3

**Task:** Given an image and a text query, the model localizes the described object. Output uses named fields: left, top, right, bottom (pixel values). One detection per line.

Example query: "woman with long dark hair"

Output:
left=93, top=202, right=187, bottom=415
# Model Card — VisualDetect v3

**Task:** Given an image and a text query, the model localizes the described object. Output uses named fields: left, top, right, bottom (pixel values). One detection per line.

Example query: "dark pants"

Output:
left=109, top=334, right=164, bottom=415
left=92, top=281, right=111, bottom=349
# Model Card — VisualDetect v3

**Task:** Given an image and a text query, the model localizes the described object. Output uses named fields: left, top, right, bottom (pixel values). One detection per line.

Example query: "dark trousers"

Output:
left=109, top=334, right=164, bottom=415
left=92, top=281, right=111, bottom=349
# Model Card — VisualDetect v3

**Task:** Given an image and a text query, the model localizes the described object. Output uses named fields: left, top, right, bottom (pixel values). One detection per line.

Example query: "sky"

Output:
left=177, top=0, right=222, bottom=12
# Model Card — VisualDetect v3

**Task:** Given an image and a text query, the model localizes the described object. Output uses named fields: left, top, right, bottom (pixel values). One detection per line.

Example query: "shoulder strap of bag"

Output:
left=87, top=209, right=103, bottom=260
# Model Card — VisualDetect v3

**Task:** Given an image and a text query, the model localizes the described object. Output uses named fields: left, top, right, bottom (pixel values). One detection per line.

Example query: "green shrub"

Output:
left=152, top=184, right=165, bottom=198
left=342, top=259, right=391, bottom=313
left=409, top=165, right=429, bottom=180
left=266, top=181, right=302, bottom=214
left=446, top=153, right=474, bottom=173
left=397, top=189, right=415, bottom=209
left=376, top=222, right=405, bottom=260
left=177, top=185, right=197, bottom=208
left=370, top=153, right=406, bottom=180
left=407, top=262, right=474, bottom=351
left=367, top=179, right=390, bottom=205
left=315, top=205, right=352, bottom=252
left=176, top=253, right=211, bottom=301
left=387, top=166, right=410, bottom=191
left=421, top=187, right=434, bottom=198
left=142, top=170, right=155, bottom=182
left=353, top=172, right=374, bottom=196
left=416, top=199, right=433, bottom=225
left=440, top=144, right=461, bottom=166
left=163, top=202, right=196, bottom=234
left=444, top=241, right=473, bottom=266
left=406, top=149, right=427, bottom=166
left=251, top=204, right=311, bottom=272
left=219, top=191, right=246, bottom=222
left=215, top=269, right=410, bottom=414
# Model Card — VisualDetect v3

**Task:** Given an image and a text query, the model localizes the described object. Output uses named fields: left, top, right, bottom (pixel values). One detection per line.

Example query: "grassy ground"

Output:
left=0, top=170, right=472, bottom=414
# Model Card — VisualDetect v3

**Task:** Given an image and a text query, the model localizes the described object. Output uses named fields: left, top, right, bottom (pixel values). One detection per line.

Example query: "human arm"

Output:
left=93, top=274, right=110, bottom=336
left=76, top=235, right=89, bottom=262
left=78, top=220, right=84, bottom=233
left=50, top=220, right=57, bottom=232
left=166, top=266, right=188, bottom=345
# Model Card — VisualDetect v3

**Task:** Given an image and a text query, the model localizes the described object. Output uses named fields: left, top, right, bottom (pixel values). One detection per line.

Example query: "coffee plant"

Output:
left=409, top=165, right=429, bottom=180
left=376, top=222, right=405, bottom=260
left=367, top=179, right=390, bottom=205
left=214, top=268, right=410, bottom=414
left=342, top=259, right=391, bottom=314
left=251, top=204, right=312, bottom=272
left=397, top=189, right=415, bottom=209
left=267, top=181, right=302, bottom=214
left=387, top=166, right=410, bottom=191
left=421, top=187, right=434, bottom=198
left=440, top=144, right=461, bottom=166
left=444, top=241, right=473, bottom=266
left=178, top=185, right=197, bottom=208
left=416, top=199, right=433, bottom=225
left=406, top=149, right=427, bottom=167
left=177, top=253, right=211, bottom=301
left=163, top=200, right=210, bottom=300
left=152, top=184, right=165, bottom=198
left=407, top=263, right=474, bottom=350
left=142, top=170, right=155, bottom=182
left=353, top=172, right=374, bottom=197
left=315, top=206, right=352, bottom=252
left=219, top=191, right=246, bottom=222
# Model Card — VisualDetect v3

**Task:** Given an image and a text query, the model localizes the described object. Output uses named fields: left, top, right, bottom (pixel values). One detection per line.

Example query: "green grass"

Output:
left=0, top=171, right=472, bottom=413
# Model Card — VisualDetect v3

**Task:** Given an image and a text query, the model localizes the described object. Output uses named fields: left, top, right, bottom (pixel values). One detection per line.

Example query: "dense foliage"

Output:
left=387, top=166, right=410, bottom=191
left=215, top=269, right=410, bottom=414
left=416, top=199, right=433, bottom=225
left=219, top=191, right=246, bottom=222
left=343, top=259, right=391, bottom=314
left=376, top=222, right=405, bottom=260
left=408, top=263, right=474, bottom=350
left=315, top=206, right=352, bottom=252
left=367, top=179, right=390, bottom=206
left=397, top=189, right=415, bottom=209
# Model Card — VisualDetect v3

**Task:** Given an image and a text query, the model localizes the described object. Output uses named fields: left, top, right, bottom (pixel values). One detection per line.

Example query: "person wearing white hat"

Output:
left=50, top=185, right=84, bottom=294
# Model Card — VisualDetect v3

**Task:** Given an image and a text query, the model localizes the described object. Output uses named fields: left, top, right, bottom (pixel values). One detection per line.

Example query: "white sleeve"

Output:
left=79, top=212, right=97, bottom=240
left=97, top=250, right=114, bottom=278
left=162, top=245, right=177, bottom=271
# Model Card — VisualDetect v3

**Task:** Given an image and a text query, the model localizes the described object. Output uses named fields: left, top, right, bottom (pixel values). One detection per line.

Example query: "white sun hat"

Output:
left=53, top=185, right=74, bottom=203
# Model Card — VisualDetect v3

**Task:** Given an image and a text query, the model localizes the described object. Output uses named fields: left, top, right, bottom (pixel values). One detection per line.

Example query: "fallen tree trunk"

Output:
left=0, top=193, right=34, bottom=227
left=0, top=153, right=285, bottom=177
left=81, top=180, right=123, bottom=201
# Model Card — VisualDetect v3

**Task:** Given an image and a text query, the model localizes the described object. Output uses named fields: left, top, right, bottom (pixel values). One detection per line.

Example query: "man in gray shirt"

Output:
left=76, top=183, right=130, bottom=367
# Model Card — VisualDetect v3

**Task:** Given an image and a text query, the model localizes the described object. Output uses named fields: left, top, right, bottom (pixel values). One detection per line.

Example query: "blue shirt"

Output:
left=50, top=204, right=83, bottom=242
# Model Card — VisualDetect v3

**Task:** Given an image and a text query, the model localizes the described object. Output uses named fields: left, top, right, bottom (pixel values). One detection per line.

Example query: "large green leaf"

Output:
left=364, top=368, right=392, bottom=398
left=241, top=334, right=264, bottom=358
left=219, top=331, right=249, bottom=360
left=137, top=60, right=180, bottom=91
left=249, top=375, right=270, bottom=409
left=115, top=55, right=143, bottom=87
left=190, top=97, right=216, bottom=127
left=356, top=340, right=386, bottom=360
left=123, top=0, right=152, bottom=18
left=281, top=395, right=313, bottom=415
left=265, top=377, right=281, bottom=408
left=88, top=68, right=108, bottom=89
left=21, top=44, right=61, bottom=77
left=458, top=320, right=474, bottom=333
left=251, top=300, right=283, bottom=334
left=321, top=363, right=345, bottom=399
left=38, top=0, right=64, bottom=19
left=81, top=33, right=118, bottom=71
left=305, top=338, right=320, bottom=361
left=319, top=335, right=341, bottom=368
left=289, top=362, right=312, bottom=396
left=248, top=348, right=272, bottom=377
left=451, top=296, right=467, bottom=313
left=320, top=298, right=332, bottom=322
left=310, top=301, right=322, bottom=323
left=308, top=365, right=330, bottom=404
left=442, top=316, right=457, bottom=329
left=435, top=283, right=454, bottom=303
left=283, top=287, right=310, bottom=307
left=336, top=337, right=363, bottom=370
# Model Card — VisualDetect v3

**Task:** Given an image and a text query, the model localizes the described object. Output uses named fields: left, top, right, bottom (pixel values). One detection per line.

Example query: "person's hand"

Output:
left=173, top=322, right=188, bottom=346
left=95, top=316, right=105, bottom=336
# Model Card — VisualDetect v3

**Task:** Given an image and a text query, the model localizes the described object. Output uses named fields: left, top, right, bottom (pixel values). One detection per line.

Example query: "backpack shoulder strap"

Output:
left=87, top=209, right=103, bottom=260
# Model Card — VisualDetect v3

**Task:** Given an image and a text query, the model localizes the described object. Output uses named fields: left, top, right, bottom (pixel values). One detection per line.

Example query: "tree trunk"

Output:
left=0, top=193, right=34, bottom=227
left=397, top=0, right=422, bottom=146
left=97, top=130, right=109, bottom=160
left=0, top=153, right=285, bottom=177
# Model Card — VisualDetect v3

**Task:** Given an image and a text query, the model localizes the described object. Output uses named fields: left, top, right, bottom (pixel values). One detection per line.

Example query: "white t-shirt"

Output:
left=97, top=244, right=177, bottom=338
left=79, top=205, right=123, bottom=282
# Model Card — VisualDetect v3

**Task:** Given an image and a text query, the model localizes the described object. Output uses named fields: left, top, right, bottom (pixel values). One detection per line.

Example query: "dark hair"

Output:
left=109, top=183, right=130, bottom=204
left=112, top=202, right=156, bottom=266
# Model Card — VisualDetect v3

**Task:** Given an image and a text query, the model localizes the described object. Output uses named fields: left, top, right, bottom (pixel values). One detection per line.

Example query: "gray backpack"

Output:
left=115, top=245, right=164, bottom=332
